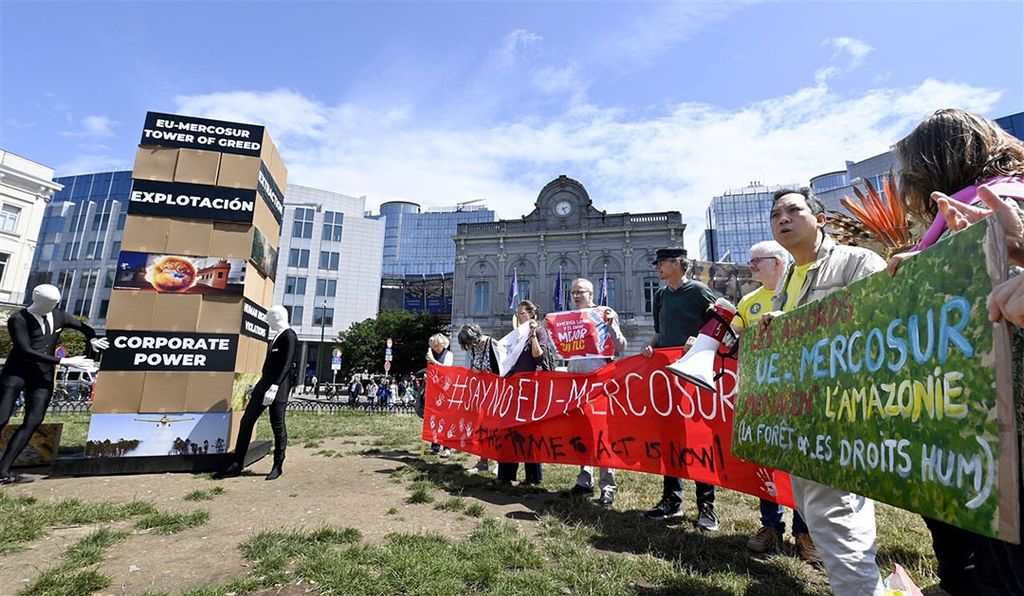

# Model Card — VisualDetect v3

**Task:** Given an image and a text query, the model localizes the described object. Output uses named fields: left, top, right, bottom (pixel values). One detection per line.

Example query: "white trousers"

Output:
left=576, top=466, right=616, bottom=494
left=791, top=476, right=884, bottom=596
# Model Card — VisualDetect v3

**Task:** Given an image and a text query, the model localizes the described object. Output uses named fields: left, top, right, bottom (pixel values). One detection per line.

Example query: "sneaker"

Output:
left=439, top=448, right=452, bottom=458
left=794, top=533, right=822, bottom=565
left=565, top=484, right=595, bottom=498
left=645, top=498, right=683, bottom=519
left=597, top=491, right=615, bottom=507
left=467, top=458, right=490, bottom=474
left=0, top=473, right=33, bottom=485
left=746, top=526, right=782, bottom=553
left=696, top=505, right=720, bottom=531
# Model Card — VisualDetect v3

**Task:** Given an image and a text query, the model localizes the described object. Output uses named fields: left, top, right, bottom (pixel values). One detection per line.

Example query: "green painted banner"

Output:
left=733, top=219, right=1020, bottom=541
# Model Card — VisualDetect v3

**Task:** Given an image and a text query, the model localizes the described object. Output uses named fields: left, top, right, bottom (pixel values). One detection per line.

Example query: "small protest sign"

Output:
left=544, top=307, right=616, bottom=360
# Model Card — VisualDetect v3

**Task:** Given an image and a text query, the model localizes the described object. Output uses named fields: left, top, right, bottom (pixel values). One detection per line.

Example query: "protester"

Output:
left=561, top=278, right=627, bottom=506
left=888, top=108, right=1024, bottom=596
left=496, top=300, right=549, bottom=487
left=759, top=188, right=887, bottom=595
left=425, top=333, right=454, bottom=457
left=640, top=248, right=721, bottom=531
left=365, top=378, right=378, bottom=406
left=731, top=240, right=818, bottom=562
left=458, top=324, right=496, bottom=474
left=348, top=374, right=362, bottom=405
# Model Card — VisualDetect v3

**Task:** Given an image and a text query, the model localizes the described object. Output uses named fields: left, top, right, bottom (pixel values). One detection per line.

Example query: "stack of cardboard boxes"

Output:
left=87, top=112, right=287, bottom=455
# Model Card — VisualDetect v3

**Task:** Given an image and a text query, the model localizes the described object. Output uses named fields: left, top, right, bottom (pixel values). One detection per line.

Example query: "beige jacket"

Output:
left=771, top=234, right=887, bottom=311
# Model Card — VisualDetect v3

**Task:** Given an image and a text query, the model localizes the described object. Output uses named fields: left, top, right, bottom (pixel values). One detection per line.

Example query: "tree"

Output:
left=335, top=311, right=448, bottom=379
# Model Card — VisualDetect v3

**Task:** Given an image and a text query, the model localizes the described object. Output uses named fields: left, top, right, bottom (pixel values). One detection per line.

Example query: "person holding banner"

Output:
left=732, top=241, right=818, bottom=562
left=640, top=248, right=722, bottom=531
left=458, top=324, right=498, bottom=474
left=889, top=108, right=1024, bottom=596
left=560, top=278, right=627, bottom=506
left=496, top=300, right=550, bottom=487
left=426, top=334, right=454, bottom=457
left=760, top=188, right=887, bottom=596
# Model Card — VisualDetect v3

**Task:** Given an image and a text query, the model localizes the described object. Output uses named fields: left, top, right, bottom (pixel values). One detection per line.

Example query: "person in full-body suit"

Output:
left=214, top=306, right=296, bottom=481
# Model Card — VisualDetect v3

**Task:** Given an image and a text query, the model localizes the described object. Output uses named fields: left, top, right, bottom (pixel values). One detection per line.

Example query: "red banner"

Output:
left=424, top=350, right=794, bottom=506
left=543, top=307, right=615, bottom=360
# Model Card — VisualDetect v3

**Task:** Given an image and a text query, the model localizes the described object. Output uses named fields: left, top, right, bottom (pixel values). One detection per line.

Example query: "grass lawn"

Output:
left=10, top=411, right=940, bottom=595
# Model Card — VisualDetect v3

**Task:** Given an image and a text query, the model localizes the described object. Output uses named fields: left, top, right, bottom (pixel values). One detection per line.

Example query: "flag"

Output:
left=507, top=268, right=519, bottom=310
left=552, top=268, right=564, bottom=311
left=598, top=268, right=608, bottom=307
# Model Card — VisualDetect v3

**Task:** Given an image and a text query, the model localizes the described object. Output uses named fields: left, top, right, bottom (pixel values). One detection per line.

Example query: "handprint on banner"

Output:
left=756, top=468, right=777, bottom=497
left=461, top=420, right=473, bottom=448
left=428, top=370, right=441, bottom=385
left=429, top=415, right=436, bottom=431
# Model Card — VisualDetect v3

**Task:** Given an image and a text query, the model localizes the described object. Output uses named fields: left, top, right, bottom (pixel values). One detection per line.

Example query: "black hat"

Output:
left=651, top=248, right=687, bottom=265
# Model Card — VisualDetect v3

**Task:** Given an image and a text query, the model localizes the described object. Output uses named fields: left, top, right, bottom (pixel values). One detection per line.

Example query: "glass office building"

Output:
left=370, top=200, right=495, bottom=314
left=374, top=201, right=495, bottom=276
left=28, top=171, right=133, bottom=320
left=699, top=183, right=798, bottom=264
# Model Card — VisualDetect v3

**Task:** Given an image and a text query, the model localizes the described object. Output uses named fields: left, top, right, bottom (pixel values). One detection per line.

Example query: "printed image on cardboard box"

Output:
left=114, top=251, right=245, bottom=295
left=250, top=226, right=278, bottom=279
left=1, top=424, right=62, bottom=467
left=231, top=372, right=262, bottom=410
left=85, top=412, right=231, bottom=457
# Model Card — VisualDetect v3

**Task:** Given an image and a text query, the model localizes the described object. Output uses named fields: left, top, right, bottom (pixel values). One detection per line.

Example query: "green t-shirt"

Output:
left=653, top=279, right=717, bottom=348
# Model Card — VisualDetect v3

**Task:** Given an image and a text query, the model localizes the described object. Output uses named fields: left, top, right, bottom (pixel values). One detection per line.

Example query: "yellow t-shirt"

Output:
left=734, top=286, right=774, bottom=329
left=783, top=262, right=815, bottom=312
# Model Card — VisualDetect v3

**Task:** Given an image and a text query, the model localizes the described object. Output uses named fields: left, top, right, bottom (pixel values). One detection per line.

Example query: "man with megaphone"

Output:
left=640, top=247, right=723, bottom=532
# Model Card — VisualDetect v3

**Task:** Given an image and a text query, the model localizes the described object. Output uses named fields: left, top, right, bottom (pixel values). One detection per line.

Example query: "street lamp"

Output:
left=316, top=297, right=327, bottom=400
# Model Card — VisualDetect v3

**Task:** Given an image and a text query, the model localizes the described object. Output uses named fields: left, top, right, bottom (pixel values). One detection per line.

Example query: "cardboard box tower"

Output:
left=85, top=112, right=287, bottom=457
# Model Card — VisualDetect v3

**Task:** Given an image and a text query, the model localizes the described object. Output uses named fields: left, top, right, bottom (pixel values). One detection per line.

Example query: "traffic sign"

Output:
left=386, top=338, right=393, bottom=348
left=385, top=354, right=393, bottom=362
left=332, top=348, right=342, bottom=358
left=384, top=361, right=392, bottom=372
left=385, top=348, right=392, bottom=356
left=55, top=345, right=67, bottom=359
left=331, top=356, right=342, bottom=371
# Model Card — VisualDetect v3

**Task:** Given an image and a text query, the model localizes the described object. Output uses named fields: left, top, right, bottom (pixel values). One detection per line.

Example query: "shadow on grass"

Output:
left=368, top=451, right=822, bottom=595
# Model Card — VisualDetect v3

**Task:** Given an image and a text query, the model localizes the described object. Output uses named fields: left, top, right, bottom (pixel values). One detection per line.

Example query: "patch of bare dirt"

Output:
left=0, top=439, right=545, bottom=595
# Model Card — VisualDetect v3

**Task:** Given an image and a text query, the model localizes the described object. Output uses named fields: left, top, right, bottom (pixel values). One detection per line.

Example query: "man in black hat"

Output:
left=640, top=247, right=721, bottom=531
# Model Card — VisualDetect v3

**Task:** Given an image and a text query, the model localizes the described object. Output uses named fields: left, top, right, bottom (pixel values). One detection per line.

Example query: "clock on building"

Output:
left=554, top=200, right=573, bottom=216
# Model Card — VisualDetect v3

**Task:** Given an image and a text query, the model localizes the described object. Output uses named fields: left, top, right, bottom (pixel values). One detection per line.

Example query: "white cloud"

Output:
left=57, top=152, right=131, bottom=176
left=493, top=29, right=543, bottom=68
left=61, top=114, right=117, bottom=138
left=817, top=36, right=874, bottom=83
left=166, top=78, right=1000, bottom=255
left=599, top=2, right=750, bottom=67
left=827, top=37, right=874, bottom=67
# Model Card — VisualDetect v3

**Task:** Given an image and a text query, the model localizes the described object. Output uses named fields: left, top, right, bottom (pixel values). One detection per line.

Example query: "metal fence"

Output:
left=19, top=394, right=415, bottom=416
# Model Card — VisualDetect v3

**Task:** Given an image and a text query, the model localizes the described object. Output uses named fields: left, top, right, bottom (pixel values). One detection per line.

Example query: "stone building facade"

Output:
left=450, top=175, right=687, bottom=361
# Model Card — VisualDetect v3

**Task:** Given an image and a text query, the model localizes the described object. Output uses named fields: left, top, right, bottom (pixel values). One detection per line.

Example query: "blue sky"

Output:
left=3, top=1, right=1022, bottom=253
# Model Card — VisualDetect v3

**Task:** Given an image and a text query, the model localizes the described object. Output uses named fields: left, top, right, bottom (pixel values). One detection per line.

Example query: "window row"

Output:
left=281, top=304, right=335, bottom=327
left=470, top=277, right=660, bottom=316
